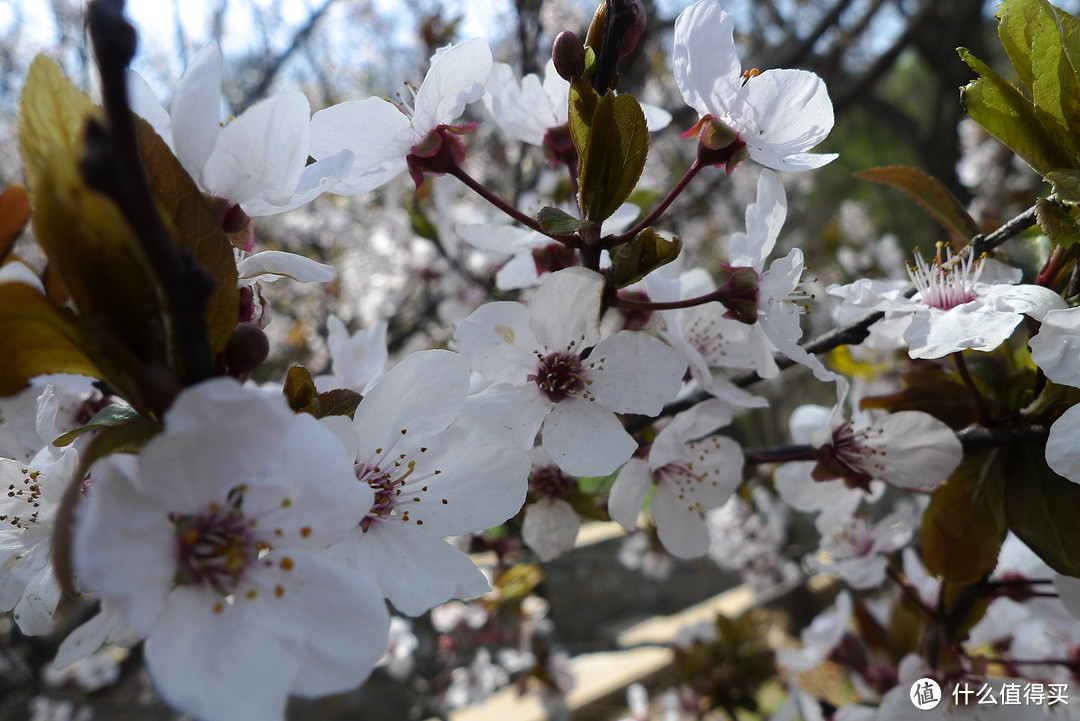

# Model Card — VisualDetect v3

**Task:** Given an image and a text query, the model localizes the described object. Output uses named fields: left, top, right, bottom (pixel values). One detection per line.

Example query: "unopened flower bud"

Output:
left=619, top=0, right=647, bottom=60
left=552, top=31, right=586, bottom=81
left=716, top=266, right=759, bottom=324
left=224, top=323, right=270, bottom=379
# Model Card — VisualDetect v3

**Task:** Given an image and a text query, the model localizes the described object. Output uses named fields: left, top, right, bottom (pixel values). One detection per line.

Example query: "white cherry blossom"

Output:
left=672, top=0, right=837, bottom=172
left=73, top=378, right=388, bottom=721
left=647, top=266, right=767, bottom=408
left=773, top=402, right=884, bottom=535
left=521, top=448, right=581, bottom=561
left=309, top=39, right=493, bottom=194
left=484, top=60, right=672, bottom=147
left=454, top=267, right=686, bottom=476
left=776, top=590, right=852, bottom=671
left=831, top=247, right=1065, bottom=360
left=128, top=44, right=350, bottom=219
left=609, top=399, right=743, bottom=558
left=323, top=349, right=530, bottom=616
left=314, top=315, right=389, bottom=394
left=805, top=501, right=921, bottom=589
left=727, top=170, right=835, bottom=381
left=1030, top=307, right=1080, bottom=484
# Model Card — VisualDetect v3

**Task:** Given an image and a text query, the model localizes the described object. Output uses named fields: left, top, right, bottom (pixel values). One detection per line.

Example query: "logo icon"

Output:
left=911, top=678, right=942, bottom=710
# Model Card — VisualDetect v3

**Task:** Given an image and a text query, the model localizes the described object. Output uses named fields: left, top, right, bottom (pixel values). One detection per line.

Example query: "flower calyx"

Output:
left=715, top=265, right=760, bottom=324
left=405, top=122, right=477, bottom=188
left=682, top=115, right=749, bottom=174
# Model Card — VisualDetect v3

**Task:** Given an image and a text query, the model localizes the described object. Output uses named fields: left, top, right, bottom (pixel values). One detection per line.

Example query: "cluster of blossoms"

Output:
left=5, top=0, right=1080, bottom=719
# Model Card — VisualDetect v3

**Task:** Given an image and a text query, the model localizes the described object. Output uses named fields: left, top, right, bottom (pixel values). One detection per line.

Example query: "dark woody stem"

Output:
left=611, top=159, right=704, bottom=245
left=951, top=352, right=990, bottom=422
left=744, top=445, right=815, bottom=464
left=612, top=286, right=724, bottom=311
left=84, top=0, right=215, bottom=388
left=446, top=163, right=555, bottom=238
left=592, top=0, right=637, bottom=94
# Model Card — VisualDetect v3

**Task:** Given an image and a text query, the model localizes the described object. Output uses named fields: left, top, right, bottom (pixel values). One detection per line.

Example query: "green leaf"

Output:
left=317, top=388, right=363, bottom=419
left=568, top=77, right=600, bottom=167
left=921, top=448, right=1008, bottom=584
left=609, top=227, right=682, bottom=288
left=959, top=48, right=1075, bottom=175
left=996, top=0, right=1042, bottom=93
left=1046, top=169, right=1080, bottom=203
left=579, top=92, right=649, bottom=223
left=0, top=282, right=102, bottom=396
left=283, top=364, right=319, bottom=415
left=853, top=166, right=980, bottom=245
left=52, top=404, right=141, bottom=447
left=1035, top=196, right=1080, bottom=247
left=569, top=79, right=649, bottom=224
left=135, top=119, right=238, bottom=354
left=536, top=206, right=595, bottom=236
left=19, top=55, right=174, bottom=382
left=1031, top=7, right=1080, bottom=159
left=1005, top=444, right=1080, bottom=577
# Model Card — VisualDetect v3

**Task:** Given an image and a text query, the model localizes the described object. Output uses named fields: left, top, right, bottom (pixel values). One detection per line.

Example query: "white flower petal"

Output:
left=169, top=44, right=224, bottom=185
left=357, top=523, right=491, bottom=615
left=528, top=267, right=604, bottom=350
left=458, top=382, right=550, bottom=448
left=411, top=38, right=493, bottom=135
left=672, top=0, right=741, bottom=117
left=588, top=331, right=687, bottom=415
left=237, top=250, right=335, bottom=283
left=651, top=482, right=712, bottom=558
left=729, top=169, right=786, bottom=270
left=394, top=426, right=528, bottom=537
left=455, top=301, right=540, bottom=383
left=859, top=411, right=962, bottom=491
left=144, top=586, right=297, bottom=721
left=203, top=90, right=311, bottom=208
left=484, top=62, right=559, bottom=146
left=608, top=458, right=653, bottom=531
left=905, top=301, right=1020, bottom=359
left=1030, top=307, right=1080, bottom=387
left=353, top=349, right=470, bottom=444
left=1047, top=404, right=1080, bottom=483
left=127, top=70, right=172, bottom=145
left=262, top=551, right=389, bottom=698
left=739, top=69, right=835, bottom=166
left=309, top=97, right=413, bottom=194
left=522, top=499, right=581, bottom=561
left=542, top=397, right=636, bottom=477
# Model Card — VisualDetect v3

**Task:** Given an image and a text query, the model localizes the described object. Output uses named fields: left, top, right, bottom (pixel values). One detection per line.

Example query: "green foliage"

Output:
left=921, top=449, right=1008, bottom=584
left=961, top=0, right=1080, bottom=247
left=568, top=78, right=648, bottom=223
left=959, top=48, right=1074, bottom=176
left=13, top=54, right=239, bottom=406
left=282, top=364, right=362, bottom=419
left=852, top=166, right=979, bottom=246
left=52, top=404, right=141, bottom=447
left=535, top=206, right=595, bottom=236
left=1035, top=195, right=1080, bottom=247
left=609, top=227, right=682, bottom=288
left=1004, top=444, right=1080, bottom=577
left=135, top=118, right=239, bottom=354
left=0, top=282, right=102, bottom=395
